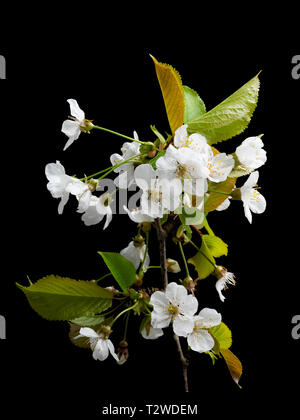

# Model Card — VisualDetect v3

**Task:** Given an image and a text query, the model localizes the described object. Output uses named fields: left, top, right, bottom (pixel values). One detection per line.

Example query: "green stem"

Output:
left=93, top=125, right=145, bottom=145
left=97, top=153, right=143, bottom=181
left=95, top=272, right=112, bottom=283
left=203, top=217, right=215, bottom=236
left=178, top=241, right=190, bottom=278
left=123, top=312, right=130, bottom=341
left=146, top=265, right=161, bottom=270
left=139, top=231, right=149, bottom=275
left=111, top=301, right=139, bottom=326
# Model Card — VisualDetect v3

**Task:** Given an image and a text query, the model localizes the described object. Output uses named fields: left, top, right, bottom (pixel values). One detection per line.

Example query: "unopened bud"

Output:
left=117, top=340, right=129, bottom=365
left=166, top=258, right=181, bottom=273
left=181, top=276, right=198, bottom=292
left=133, top=234, right=145, bottom=247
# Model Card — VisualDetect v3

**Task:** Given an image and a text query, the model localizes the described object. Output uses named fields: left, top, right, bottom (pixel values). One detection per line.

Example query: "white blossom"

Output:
left=45, top=161, right=82, bottom=214
left=187, top=308, right=221, bottom=353
left=150, top=282, right=198, bottom=337
left=235, top=136, right=267, bottom=170
left=240, top=171, right=266, bottom=223
left=120, top=241, right=150, bottom=271
left=215, top=268, right=236, bottom=302
left=134, top=164, right=182, bottom=218
left=123, top=205, right=154, bottom=223
left=76, top=327, right=119, bottom=362
left=81, top=192, right=114, bottom=229
left=110, top=132, right=140, bottom=189
left=216, top=197, right=231, bottom=211
left=61, top=99, right=92, bottom=151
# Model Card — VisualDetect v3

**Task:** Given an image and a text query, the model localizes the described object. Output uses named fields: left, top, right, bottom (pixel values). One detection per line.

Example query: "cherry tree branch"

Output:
left=173, top=334, right=189, bottom=392
left=154, top=218, right=168, bottom=289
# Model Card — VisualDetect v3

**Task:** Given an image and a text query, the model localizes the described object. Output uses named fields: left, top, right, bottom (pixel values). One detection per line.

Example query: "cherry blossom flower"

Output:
left=187, top=308, right=221, bottom=353
left=207, top=152, right=235, bottom=183
left=235, top=136, right=267, bottom=170
left=45, top=161, right=81, bottom=214
left=214, top=266, right=236, bottom=302
left=76, top=327, right=119, bottom=362
left=110, top=132, right=140, bottom=189
left=61, top=99, right=93, bottom=151
left=240, top=171, right=266, bottom=223
left=123, top=205, right=154, bottom=223
left=120, top=241, right=150, bottom=271
left=81, top=192, right=114, bottom=229
left=150, top=282, right=198, bottom=337
left=134, top=164, right=182, bottom=218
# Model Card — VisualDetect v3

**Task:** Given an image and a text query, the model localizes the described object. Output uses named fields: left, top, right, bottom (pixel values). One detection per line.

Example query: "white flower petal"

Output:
left=187, top=329, right=215, bottom=353
left=67, top=99, right=85, bottom=121
left=197, top=308, right=222, bottom=328
left=173, top=316, right=194, bottom=337
left=141, top=326, right=164, bottom=340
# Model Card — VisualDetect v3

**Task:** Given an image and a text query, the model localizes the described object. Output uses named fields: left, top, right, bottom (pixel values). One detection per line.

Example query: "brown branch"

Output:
left=154, top=218, right=168, bottom=289
left=173, top=334, right=189, bottom=392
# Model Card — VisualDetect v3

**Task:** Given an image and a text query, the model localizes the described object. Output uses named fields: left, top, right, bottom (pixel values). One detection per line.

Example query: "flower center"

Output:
left=168, top=304, right=179, bottom=316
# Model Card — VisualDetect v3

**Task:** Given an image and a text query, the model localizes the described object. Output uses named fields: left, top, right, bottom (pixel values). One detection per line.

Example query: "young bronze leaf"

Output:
left=151, top=55, right=185, bottom=135
left=221, top=348, right=243, bottom=388
left=205, top=177, right=237, bottom=212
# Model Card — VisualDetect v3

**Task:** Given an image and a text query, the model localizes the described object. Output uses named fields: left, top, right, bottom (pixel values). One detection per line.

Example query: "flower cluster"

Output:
left=21, top=59, right=267, bottom=391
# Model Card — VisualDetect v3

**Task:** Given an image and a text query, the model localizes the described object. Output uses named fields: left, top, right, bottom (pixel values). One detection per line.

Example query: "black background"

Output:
left=1, top=10, right=299, bottom=418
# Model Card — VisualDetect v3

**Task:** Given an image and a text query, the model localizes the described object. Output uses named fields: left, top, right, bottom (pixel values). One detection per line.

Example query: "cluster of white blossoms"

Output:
left=149, top=282, right=222, bottom=353
left=46, top=99, right=267, bottom=232
left=44, top=98, right=267, bottom=363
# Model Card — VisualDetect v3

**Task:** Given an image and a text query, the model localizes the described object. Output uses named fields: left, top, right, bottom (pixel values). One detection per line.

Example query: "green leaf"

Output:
left=150, top=125, right=166, bottom=144
left=204, top=235, right=228, bottom=258
left=187, top=74, right=260, bottom=144
left=183, top=85, right=206, bottom=123
left=151, top=55, right=185, bottom=134
left=188, top=236, right=216, bottom=280
left=221, top=348, right=243, bottom=388
left=69, top=322, right=90, bottom=349
left=178, top=206, right=204, bottom=226
left=209, top=322, right=232, bottom=352
left=98, top=252, right=136, bottom=291
left=205, top=177, right=237, bottom=212
left=70, top=315, right=105, bottom=327
left=16, top=276, right=113, bottom=321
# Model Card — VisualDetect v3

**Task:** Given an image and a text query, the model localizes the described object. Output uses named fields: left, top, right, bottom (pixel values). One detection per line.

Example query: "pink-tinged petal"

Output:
left=188, top=329, right=215, bottom=353
left=67, top=99, right=85, bottom=121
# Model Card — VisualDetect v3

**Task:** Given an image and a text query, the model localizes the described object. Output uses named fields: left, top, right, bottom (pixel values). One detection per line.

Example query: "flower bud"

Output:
left=117, top=340, right=129, bottom=365
left=166, top=258, right=181, bottom=273
left=181, top=276, right=198, bottom=292
left=133, top=233, right=145, bottom=248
